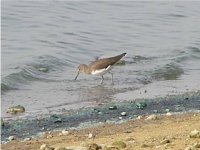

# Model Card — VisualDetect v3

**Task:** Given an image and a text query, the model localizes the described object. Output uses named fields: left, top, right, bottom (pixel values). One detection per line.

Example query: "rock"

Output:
left=88, top=133, right=93, bottom=139
left=54, top=118, right=62, bottom=124
left=136, top=115, right=143, bottom=120
left=119, top=117, right=123, bottom=120
left=165, top=109, right=170, bottom=112
left=1, top=118, right=5, bottom=127
left=87, top=143, right=100, bottom=150
left=7, top=105, right=25, bottom=114
left=153, top=110, right=158, bottom=113
left=112, top=141, right=126, bottom=149
left=23, top=137, right=31, bottom=141
left=120, top=112, right=127, bottom=116
left=190, top=129, right=200, bottom=138
left=54, top=147, right=66, bottom=150
left=184, top=146, right=196, bottom=150
left=40, top=144, right=54, bottom=150
left=136, top=102, right=147, bottom=109
left=146, top=114, right=158, bottom=120
left=141, top=143, right=149, bottom=148
left=166, top=112, right=172, bottom=116
left=46, top=134, right=53, bottom=139
left=38, top=67, right=48, bottom=72
left=160, top=139, right=170, bottom=145
left=105, top=147, right=119, bottom=150
left=61, top=129, right=69, bottom=135
left=109, top=106, right=117, bottom=110
left=194, top=143, right=200, bottom=148
left=8, top=136, right=15, bottom=141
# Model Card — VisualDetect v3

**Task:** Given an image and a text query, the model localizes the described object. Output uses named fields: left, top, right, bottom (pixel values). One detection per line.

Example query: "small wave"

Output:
left=1, top=55, right=70, bottom=93
left=150, top=63, right=184, bottom=80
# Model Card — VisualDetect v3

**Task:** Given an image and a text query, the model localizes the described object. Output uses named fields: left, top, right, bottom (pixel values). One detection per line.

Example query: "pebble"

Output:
left=160, top=139, right=170, bottom=145
left=55, top=147, right=66, bottom=150
left=109, top=106, right=117, bottom=110
left=112, top=141, right=126, bottom=149
left=1, top=118, right=5, bottom=127
left=87, top=143, right=100, bottom=150
left=40, top=144, right=54, bottom=150
left=38, top=67, right=48, bottom=72
left=8, top=136, right=15, bottom=141
left=190, top=129, right=200, bottom=138
left=194, top=143, right=200, bottom=148
left=88, top=133, right=93, bottom=139
left=61, top=129, right=69, bottom=135
left=146, top=114, right=158, bottom=120
left=23, top=137, right=31, bottom=141
left=7, top=105, right=25, bottom=114
left=141, top=143, right=150, bottom=148
left=166, top=112, right=172, bottom=116
left=120, top=112, right=127, bottom=116
left=165, top=109, right=170, bottom=112
left=184, top=146, right=195, bottom=150
left=136, top=115, right=143, bottom=120
left=136, top=102, right=147, bottom=109
left=46, top=134, right=53, bottom=139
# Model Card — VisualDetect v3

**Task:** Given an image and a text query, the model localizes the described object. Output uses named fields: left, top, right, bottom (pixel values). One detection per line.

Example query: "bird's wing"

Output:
left=89, top=53, right=126, bottom=70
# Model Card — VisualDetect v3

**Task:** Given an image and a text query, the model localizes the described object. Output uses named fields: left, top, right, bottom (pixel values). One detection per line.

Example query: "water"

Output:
left=2, top=1, right=200, bottom=119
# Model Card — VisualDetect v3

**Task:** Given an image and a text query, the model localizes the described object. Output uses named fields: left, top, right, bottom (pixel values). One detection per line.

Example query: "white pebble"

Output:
left=88, top=133, right=93, bottom=139
left=8, top=136, right=15, bottom=141
left=61, top=129, right=69, bottom=135
left=146, top=114, right=157, bottom=120
left=121, top=112, right=127, bottom=116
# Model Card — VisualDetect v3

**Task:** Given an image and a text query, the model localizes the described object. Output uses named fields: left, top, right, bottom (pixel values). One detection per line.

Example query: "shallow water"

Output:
left=1, top=1, right=200, bottom=119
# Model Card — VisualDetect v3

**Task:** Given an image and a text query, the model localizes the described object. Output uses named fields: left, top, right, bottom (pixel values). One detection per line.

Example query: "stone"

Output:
left=109, top=106, right=117, bottom=110
left=146, top=114, right=158, bottom=120
left=87, top=143, right=100, bottom=150
left=194, top=143, right=200, bottom=148
left=23, top=137, right=31, bottom=141
left=7, top=105, right=25, bottom=114
left=165, top=109, right=170, bottom=112
left=160, top=139, right=170, bottom=145
left=136, top=102, right=147, bottom=109
left=55, top=147, right=66, bottom=150
left=39, top=67, right=48, bottom=72
left=1, top=118, right=5, bottom=127
left=166, top=112, right=172, bottom=116
left=141, top=143, right=149, bottom=148
left=136, top=115, right=143, bottom=120
left=112, top=141, right=126, bottom=149
left=40, top=144, right=54, bottom=150
left=184, top=146, right=196, bottom=150
left=8, top=136, right=15, bottom=141
left=120, top=112, right=127, bottom=116
left=88, top=133, right=93, bottom=139
left=61, top=129, right=69, bottom=135
left=190, top=129, right=200, bottom=138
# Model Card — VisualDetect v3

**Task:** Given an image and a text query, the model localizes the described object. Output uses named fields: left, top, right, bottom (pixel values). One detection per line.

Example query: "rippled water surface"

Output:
left=2, top=1, right=200, bottom=119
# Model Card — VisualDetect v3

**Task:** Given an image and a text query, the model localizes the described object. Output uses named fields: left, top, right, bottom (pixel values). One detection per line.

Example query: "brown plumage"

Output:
left=75, top=53, right=126, bottom=84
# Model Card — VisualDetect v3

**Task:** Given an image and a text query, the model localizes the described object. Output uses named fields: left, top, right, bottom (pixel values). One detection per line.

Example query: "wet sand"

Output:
left=2, top=113, right=200, bottom=150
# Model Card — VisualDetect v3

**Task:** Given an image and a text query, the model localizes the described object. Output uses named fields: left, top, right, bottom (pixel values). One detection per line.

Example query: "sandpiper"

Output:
left=75, top=52, right=126, bottom=84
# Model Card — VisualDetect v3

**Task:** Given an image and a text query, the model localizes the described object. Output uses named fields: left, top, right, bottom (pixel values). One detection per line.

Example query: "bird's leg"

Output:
left=100, top=75, right=104, bottom=84
left=109, top=72, right=114, bottom=85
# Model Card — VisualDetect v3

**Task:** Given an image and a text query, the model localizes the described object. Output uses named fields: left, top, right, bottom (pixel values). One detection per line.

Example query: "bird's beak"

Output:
left=74, top=70, right=80, bottom=80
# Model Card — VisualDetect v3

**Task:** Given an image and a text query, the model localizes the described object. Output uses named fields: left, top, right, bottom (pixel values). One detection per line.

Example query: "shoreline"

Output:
left=1, top=91, right=200, bottom=142
left=2, top=112, right=200, bottom=150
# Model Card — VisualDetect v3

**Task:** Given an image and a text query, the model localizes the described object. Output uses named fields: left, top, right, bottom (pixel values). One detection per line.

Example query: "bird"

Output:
left=74, top=52, right=126, bottom=84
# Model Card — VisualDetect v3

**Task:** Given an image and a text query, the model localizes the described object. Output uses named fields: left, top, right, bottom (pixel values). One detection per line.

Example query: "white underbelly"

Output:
left=91, top=65, right=113, bottom=76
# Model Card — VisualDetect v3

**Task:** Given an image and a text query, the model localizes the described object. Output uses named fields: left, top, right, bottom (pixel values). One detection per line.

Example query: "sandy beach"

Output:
left=2, top=113, right=200, bottom=150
